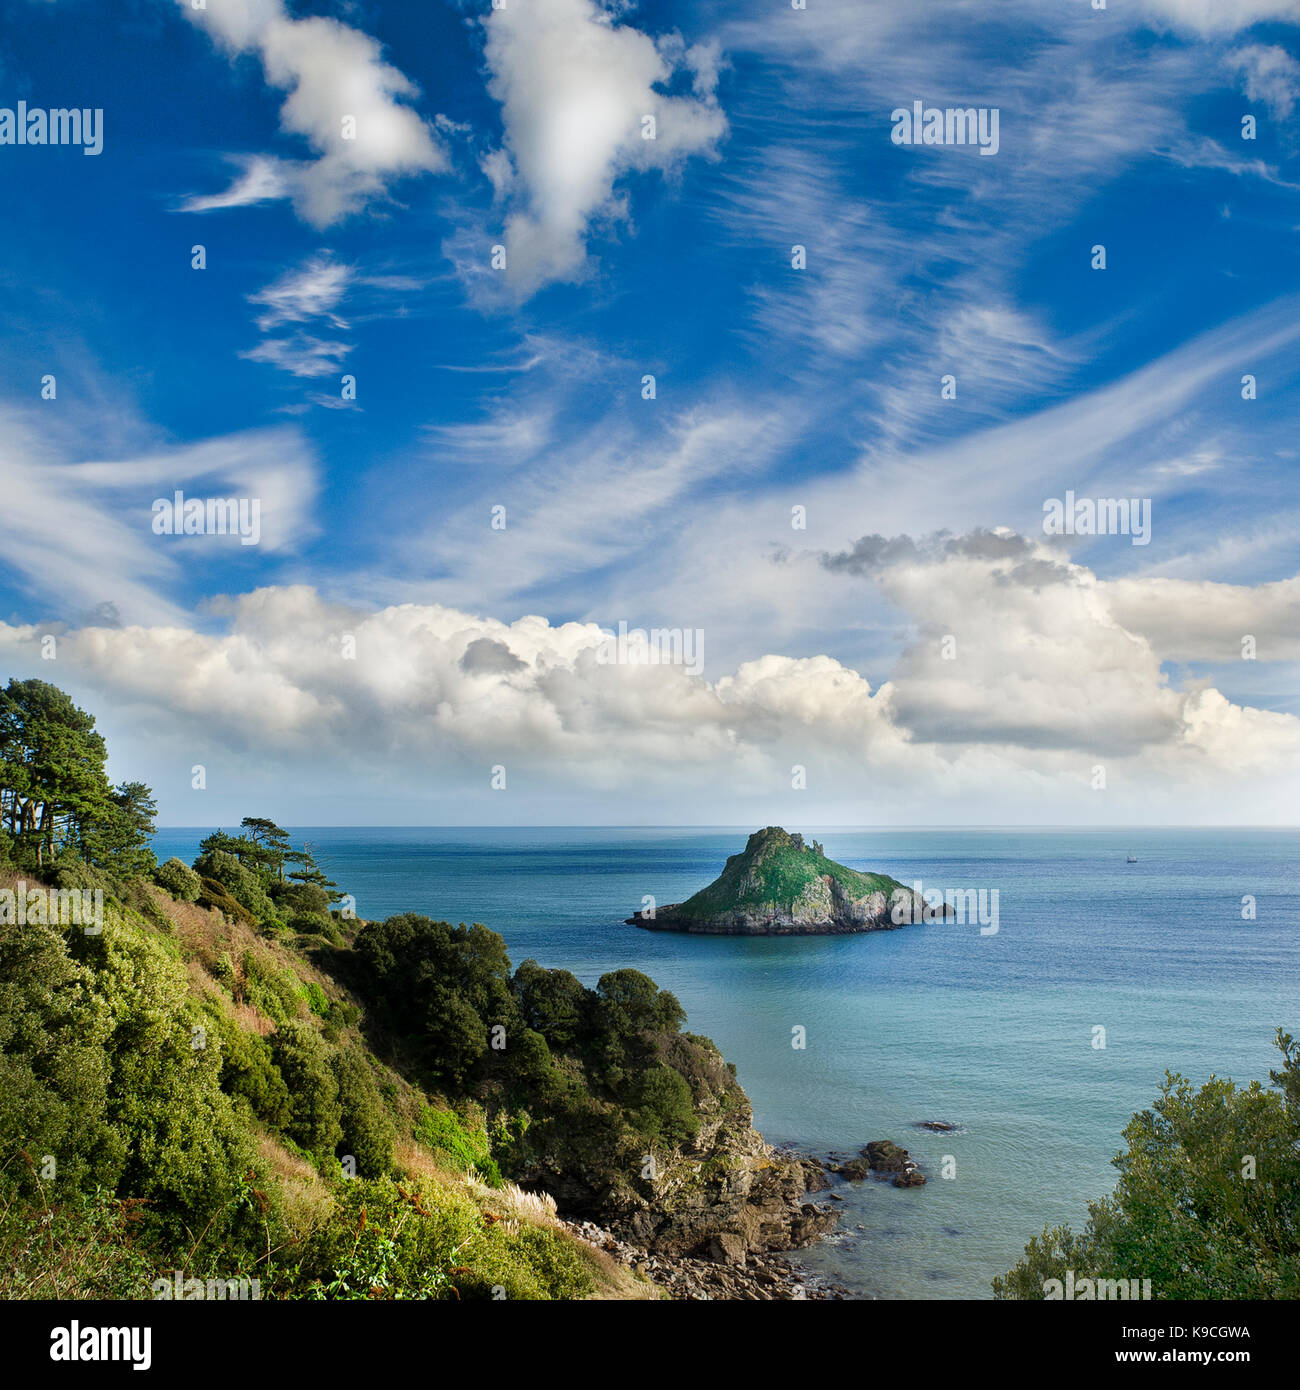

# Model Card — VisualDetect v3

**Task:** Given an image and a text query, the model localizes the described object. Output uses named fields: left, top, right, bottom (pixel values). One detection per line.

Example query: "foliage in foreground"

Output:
left=995, top=1031, right=1300, bottom=1299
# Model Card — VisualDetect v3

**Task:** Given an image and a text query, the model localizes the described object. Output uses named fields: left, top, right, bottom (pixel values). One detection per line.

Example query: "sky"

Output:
left=1, top=0, right=1299, bottom=826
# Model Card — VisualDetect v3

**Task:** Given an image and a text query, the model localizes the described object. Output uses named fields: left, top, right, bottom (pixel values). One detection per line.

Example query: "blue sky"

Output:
left=2, top=0, right=1299, bottom=825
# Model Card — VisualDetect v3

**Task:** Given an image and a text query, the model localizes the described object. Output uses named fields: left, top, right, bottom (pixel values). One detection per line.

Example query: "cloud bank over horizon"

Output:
left=4, top=522, right=1296, bottom=825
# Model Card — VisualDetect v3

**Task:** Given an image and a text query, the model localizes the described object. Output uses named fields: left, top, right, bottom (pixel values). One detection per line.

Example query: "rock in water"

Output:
left=863, top=1140, right=911, bottom=1172
left=864, top=1139, right=927, bottom=1186
left=627, top=826, right=951, bottom=935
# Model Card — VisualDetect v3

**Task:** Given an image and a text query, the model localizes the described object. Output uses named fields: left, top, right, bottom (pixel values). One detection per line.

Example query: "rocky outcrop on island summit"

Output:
left=628, top=826, right=948, bottom=935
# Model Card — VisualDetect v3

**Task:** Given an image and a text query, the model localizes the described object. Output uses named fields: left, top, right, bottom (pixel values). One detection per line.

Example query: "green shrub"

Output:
left=0, top=1187, right=161, bottom=1300
left=210, top=1009, right=292, bottom=1130
left=65, top=922, right=269, bottom=1263
left=154, top=857, right=202, bottom=902
left=196, top=876, right=257, bottom=927
left=629, top=1064, right=699, bottom=1147
left=242, top=950, right=301, bottom=1026
left=301, top=981, right=329, bottom=1016
left=285, top=1175, right=592, bottom=1300
left=0, top=919, right=124, bottom=1198
left=269, top=1020, right=342, bottom=1158
left=996, top=1030, right=1300, bottom=1299
left=415, top=1106, right=502, bottom=1187
left=331, top=1047, right=396, bottom=1178
left=194, top=849, right=282, bottom=927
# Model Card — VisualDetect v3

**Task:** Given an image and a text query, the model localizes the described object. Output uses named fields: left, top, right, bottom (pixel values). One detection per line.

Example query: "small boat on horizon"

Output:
left=1127, top=854, right=1138, bottom=863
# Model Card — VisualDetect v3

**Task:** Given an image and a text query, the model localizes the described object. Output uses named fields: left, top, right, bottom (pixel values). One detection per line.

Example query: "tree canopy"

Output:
left=995, top=1030, right=1300, bottom=1299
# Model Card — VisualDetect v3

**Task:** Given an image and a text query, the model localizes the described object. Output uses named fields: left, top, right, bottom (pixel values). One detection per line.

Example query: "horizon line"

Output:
left=149, top=823, right=1300, bottom=832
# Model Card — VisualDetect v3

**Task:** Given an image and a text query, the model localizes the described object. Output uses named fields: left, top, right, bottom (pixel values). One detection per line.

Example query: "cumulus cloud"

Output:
left=2, top=539, right=1296, bottom=823
left=1230, top=43, right=1300, bottom=117
left=819, top=529, right=1300, bottom=769
left=0, top=589, right=906, bottom=788
left=481, top=0, right=727, bottom=294
left=177, top=0, right=446, bottom=226
left=1102, top=574, right=1300, bottom=663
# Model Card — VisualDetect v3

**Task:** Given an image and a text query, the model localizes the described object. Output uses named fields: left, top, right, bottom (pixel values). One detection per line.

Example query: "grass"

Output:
left=680, top=827, right=904, bottom=916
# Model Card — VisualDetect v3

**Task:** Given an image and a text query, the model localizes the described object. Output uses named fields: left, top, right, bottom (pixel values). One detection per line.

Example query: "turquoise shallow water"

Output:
left=151, top=826, right=1299, bottom=1299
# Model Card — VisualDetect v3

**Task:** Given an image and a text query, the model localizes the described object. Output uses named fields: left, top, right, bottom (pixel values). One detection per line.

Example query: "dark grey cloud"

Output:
left=459, top=637, right=526, bottom=675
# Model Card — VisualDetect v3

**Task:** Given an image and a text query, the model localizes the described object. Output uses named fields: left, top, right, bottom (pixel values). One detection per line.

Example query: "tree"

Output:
left=240, top=817, right=291, bottom=881
left=354, top=914, right=518, bottom=1089
left=82, top=781, right=157, bottom=879
left=995, top=1029, right=1300, bottom=1300
left=512, top=959, right=591, bottom=1049
left=192, top=849, right=281, bottom=927
left=0, top=679, right=113, bottom=868
left=284, top=843, right=342, bottom=903
left=593, top=970, right=685, bottom=1051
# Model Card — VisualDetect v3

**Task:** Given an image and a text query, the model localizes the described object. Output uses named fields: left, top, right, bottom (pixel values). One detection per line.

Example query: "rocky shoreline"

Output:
left=562, top=1217, right=852, bottom=1300
left=561, top=1128, right=957, bottom=1299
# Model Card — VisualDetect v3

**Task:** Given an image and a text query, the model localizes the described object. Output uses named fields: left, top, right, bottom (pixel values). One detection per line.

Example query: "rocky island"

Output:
left=628, top=825, right=948, bottom=935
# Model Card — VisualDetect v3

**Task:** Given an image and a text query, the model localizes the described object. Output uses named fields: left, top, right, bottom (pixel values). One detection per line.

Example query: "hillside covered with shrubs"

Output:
left=0, top=677, right=758, bottom=1300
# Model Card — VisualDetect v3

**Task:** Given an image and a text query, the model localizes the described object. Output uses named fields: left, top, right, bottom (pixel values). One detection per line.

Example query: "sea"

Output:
left=150, top=825, right=1299, bottom=1300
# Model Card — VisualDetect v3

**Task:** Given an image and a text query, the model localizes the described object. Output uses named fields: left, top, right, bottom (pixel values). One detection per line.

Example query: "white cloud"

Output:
left=250, top=255, right=351, bottom=331
left=819, top=530, right=1298, bottom=763
left=240, top=333, right=353, bottom=379
left=1102, top=574, right=1300, bottom=663
left=0, top=409, right=319, bottom=626
left=3, top=538, right=1296, bottom=824
left=177, top=0, right=446, bottom=226
left=178, top=154, right=289, bottom=214
left=481, top=0, right=726, bottom=295
left=1136, top=1, right=1300, bottom=37
left=1230, top=43, right=1300, bottom=116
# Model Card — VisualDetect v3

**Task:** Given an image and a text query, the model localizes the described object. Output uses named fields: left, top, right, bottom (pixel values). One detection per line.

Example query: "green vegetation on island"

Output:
left=629, top=825, right=938, bottom=935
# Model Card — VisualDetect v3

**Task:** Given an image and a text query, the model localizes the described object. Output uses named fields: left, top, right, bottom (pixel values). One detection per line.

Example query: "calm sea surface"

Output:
left=151, top=826, right=1299, bottom=1299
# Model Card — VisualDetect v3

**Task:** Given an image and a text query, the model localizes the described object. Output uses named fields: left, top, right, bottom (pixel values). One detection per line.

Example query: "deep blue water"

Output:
left=152, top=826, right=1299, bottom=1299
